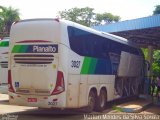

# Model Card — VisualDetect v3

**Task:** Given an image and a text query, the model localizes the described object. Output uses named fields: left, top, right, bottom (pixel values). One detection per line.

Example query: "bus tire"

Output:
left=86, top=90, right=96, bottom=112
left=96, top=89, right=107, bottom=112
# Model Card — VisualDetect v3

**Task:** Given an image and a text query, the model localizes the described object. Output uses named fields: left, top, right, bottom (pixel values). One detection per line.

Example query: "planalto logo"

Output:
left=12, top=44, right=58, bottom=53
left=33, top=45, right=57, bottom=53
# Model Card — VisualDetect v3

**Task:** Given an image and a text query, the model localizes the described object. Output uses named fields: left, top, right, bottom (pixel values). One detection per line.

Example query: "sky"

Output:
left=0, top=0, right=160, bottom=21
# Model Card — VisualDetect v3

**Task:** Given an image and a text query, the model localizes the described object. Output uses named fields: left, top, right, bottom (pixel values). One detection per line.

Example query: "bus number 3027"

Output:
left=71, top=60, right=80, bottom=68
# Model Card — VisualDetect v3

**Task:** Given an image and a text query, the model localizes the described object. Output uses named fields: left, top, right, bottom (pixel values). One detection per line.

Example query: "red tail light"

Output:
left=51, top=71, right=65, bottom=95
left=8, top=70, right=15, bottom=93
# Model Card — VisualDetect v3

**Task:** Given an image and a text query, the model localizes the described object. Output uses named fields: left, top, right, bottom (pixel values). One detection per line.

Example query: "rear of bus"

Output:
left=9, top=19, right=66, bottom=108
left=0, top=37, right=9, bottom=93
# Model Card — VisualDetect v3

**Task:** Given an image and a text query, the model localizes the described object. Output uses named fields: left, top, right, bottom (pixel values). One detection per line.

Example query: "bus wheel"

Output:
left=86, top=90, right=96, bottom=112
left=96, top=89, right=107, bottom=112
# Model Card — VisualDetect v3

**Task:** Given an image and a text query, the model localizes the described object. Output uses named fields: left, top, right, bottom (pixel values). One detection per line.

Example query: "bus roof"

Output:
left=13, top=18, right=138, bottom=48
left=60, top=19, right=138, bottom=48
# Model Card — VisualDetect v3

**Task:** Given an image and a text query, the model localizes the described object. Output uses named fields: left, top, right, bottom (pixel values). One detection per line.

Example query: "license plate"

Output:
left=28, top=98, right=37, bottom=102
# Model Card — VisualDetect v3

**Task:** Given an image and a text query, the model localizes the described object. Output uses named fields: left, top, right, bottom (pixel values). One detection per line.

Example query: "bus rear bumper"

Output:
left=8, top=92, right=66, bottom=108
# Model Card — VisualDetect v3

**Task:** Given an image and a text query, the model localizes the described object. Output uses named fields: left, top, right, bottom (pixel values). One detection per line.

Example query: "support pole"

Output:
left=146, top=45, right=154, bottom=95
left=147, top=46, right=153, bottom=77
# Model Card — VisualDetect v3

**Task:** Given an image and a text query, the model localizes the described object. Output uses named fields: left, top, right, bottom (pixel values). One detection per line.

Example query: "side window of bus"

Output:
left=110, top=41, right=121, bottom=54
left=68, top=26, right=83, bottom=55
left=102, top=39, right=110, bottom=58
left=83, top=33, right=96, bottom=57
left=93, top=37, right=103, bottom=58
left=68, top=26, right=111, bottom=59
left=68, top=26, right=95, bottom=57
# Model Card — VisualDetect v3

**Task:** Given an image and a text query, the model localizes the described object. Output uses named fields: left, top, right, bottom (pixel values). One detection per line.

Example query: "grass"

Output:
left=112, top=105, right=123, bottom=112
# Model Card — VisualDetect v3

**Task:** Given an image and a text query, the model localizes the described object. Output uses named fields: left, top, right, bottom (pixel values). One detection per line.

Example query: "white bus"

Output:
left=0, top=37, right=9, bottom=94
left=9, top=19, right=145, bottom=112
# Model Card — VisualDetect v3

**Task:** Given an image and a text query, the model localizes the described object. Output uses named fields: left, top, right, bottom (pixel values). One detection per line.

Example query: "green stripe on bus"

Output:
left=21, top=45, right=28, bottom=53
left=81, top=57, right=97, bottom=74
left=12, top=45, right=29, bottom=53
left=12, top=45, right=21, bottom=53
left=81, top=57, right=92, bottom=74
left=0, top=41, right=9, bottom=47
left=88, top=58, right=97, bottom=74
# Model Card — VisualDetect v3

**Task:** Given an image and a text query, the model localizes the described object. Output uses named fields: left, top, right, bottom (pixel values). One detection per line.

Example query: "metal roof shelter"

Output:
left=93, top=14, right=160, bottom=49
left=93, top=14, right=160, bottom=77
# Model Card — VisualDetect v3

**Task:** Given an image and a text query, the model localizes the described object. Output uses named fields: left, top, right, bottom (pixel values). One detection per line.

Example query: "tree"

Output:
left=0, top=6, right=20, bottom=36
left=58, top=7, right=95, bottom=27
left=142, top=48, right=160, bottom=76
left=151, top=5, right=160, bottom=76
left=152, top=50, right=160, bottom=76
left=58, top=7, right=120, bottom=27
left=153, top=5, right=160, bottom=15
left=96, top=12, right=120, bottom=25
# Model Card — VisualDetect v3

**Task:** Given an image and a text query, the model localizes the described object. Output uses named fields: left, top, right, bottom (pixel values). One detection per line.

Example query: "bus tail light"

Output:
left=8, top=70, right=15, bottom=93
left=51, top=71, right=65, bottom=95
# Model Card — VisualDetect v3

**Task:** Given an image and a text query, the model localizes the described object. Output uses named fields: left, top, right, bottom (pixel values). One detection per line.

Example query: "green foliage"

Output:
left=141, top=48, right=148, bottom=59
left=142, top=48, right=160, bottom=76
left=58, top=7, right=95, bottom=27
left=153, top=5, right=160, bottom=15
left=152, top=50, right=160, bottom=76
left=0, top=19, right=3, bottom=32
left=96, top=12, right=120, bottom=25
left=112, top=105, right=123, bottom=112
left=58, top=7, right=120, bottom=27
left=0, top=6, right=20, bottom=36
